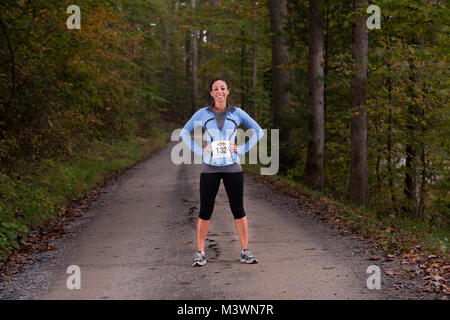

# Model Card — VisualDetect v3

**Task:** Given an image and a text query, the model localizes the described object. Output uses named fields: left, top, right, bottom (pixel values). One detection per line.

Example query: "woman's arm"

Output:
left=179, top=109, right=205, bottom=156
left=236, top=108, right=265, bottom=155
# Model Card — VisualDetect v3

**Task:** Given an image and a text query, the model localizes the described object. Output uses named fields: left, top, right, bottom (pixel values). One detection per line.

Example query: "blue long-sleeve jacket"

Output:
left=180, top=104, right=264, bottom=166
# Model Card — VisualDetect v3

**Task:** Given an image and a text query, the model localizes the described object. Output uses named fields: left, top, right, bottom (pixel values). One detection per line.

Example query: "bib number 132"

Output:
left=211, top=140, right=231, bottom=159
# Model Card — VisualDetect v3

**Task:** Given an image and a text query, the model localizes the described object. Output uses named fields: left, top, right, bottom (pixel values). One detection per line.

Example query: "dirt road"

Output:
left=0, top=142, right=413, bottom=299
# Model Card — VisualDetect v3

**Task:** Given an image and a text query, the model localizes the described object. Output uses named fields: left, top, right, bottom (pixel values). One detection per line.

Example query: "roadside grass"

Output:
left=243, top=164, right=449, bottom=260
left=0, top=129, right=171, bottom=261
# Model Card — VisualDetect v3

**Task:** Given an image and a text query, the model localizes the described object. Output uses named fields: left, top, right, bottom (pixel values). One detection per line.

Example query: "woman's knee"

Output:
left=199, top=210, right=213, bottom=220
left=231, top=208, right=246, bottom=220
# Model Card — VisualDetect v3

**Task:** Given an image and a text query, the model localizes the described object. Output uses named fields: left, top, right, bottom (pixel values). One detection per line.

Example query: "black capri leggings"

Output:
left=199, top=171, right=246, bottom=220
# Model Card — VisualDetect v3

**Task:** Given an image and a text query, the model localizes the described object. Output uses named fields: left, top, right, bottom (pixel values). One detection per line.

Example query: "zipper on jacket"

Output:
left=226, top=117, right=238, bottom=164
left=203, top=117, right=215, bottom=164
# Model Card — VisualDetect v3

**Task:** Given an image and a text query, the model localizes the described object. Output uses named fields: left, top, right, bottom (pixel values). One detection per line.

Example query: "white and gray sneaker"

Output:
left=192, top=251, right=206, bottom=267
left=240, top=248, right=258, bottom=264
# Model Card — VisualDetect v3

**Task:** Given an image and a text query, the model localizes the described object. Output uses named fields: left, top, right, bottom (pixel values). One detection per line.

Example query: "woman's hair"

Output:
left=209, top=78, right=228, bottom=92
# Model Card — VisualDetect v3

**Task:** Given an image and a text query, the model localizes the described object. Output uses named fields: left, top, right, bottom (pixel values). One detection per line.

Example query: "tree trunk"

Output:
left=0, top=17, right=15, bottom=107
left=384, top=23, right=396, bottom=207
left=324, top=0, right=329, bottom=127
left=240, top=30, right=247, bottom=109
left=387, top=67, right=396, bottom=204
left=269, top=0, right=290, bottom=134
left=418, top=35, right=427, bottom=220
left=404, top=37, right=423, bottom=218
left=191, top=0, right=198, bottom=113
left=249, top=5, right=258, bottom=117
left=349, top=0, right=369, bottom=206
left=185, top=30, right=192, bottom=116
left=305, top=0, right=325, bottom=189
left=269, top=0, right=291, bottom=172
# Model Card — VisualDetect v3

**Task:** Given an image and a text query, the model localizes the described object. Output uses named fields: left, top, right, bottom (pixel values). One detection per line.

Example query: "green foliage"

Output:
left=283, top=0, right=449, bottom=225
left=0, top=0, right=170, bottom=167
left=0, top=0, right=176, bottom=260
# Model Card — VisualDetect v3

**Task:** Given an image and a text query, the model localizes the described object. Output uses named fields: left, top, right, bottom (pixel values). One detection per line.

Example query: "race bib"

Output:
left=211, top=140, right=231, bottom=159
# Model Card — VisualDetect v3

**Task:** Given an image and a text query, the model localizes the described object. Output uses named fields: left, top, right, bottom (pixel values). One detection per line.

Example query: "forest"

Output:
left=0, top=0, right=448, bottom=260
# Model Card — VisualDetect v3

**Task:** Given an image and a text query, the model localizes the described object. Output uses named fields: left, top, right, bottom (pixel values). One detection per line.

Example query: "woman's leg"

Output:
left=234, top=216, right=248, bottom=250
left=196, top=218, right=210, bottom=252
left=197, top=173, right=221, bottom=252
left=222, top=172, right=248, bottom=250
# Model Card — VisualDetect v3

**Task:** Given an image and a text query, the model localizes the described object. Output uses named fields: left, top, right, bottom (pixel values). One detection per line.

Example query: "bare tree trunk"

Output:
left=349, top=0, right=369, bottom=206
left=305, top=0, right=325, bottom=189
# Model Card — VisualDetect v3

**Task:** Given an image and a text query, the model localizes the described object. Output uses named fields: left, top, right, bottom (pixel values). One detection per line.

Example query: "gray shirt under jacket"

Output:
left=201, top=105, right=243, bottom=174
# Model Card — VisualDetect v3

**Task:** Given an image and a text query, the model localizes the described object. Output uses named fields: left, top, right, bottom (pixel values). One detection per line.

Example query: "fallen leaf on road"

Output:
left=387, top=287, right=396, bottom=291
left=431, top=275, right=444, bottom=281
left=384, top=270, right=395, bottom=276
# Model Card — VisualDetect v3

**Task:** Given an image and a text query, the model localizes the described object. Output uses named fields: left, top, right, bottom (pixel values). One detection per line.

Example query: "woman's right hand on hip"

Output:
left=203, top=145, right=212, bottom=154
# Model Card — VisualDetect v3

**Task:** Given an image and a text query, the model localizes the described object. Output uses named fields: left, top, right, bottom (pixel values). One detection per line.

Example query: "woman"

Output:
left=180, top=78, right=264, bottom=267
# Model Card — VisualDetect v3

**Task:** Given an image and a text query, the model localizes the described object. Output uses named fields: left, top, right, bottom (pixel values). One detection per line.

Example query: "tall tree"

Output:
left=269, top=0, right=290, bottom=127
left=305, top=0, right=325, bottom=189
left=191, top=0, right=199, bottom=112
left=269, top=0, right=291, bottom=171
left=250, top=6, right=258, bottom=117
left=185, top=30, right=192, bottom=113
left=240, top=29, right=247, bottom=109
left=404, top=37, right=421, bottom=218
left=349, top=0, right=368, bottom=206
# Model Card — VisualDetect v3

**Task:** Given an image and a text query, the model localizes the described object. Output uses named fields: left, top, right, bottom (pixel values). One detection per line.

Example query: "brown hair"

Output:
left=209, top=78, right=228, bottom=92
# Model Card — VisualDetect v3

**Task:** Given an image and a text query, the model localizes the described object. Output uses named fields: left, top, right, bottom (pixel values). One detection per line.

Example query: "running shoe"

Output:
left=240, top=248, right=258, bottom=264
left=192, top=251, right=206, bottom=267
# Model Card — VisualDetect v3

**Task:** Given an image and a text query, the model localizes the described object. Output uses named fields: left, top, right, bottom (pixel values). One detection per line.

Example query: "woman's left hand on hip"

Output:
left=229, top=143, right=238, bottom=153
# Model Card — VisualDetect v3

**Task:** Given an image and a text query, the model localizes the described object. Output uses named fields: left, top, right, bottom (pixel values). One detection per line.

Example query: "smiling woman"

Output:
left=179, top=78, right=265, bottom=267
left=210, top=78, right=229, bottom=105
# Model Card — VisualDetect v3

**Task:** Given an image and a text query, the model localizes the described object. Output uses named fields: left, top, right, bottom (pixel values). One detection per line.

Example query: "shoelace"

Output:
left=241, top=250, right=255, bottom=260
left=194, top=252, right=205, bottom=261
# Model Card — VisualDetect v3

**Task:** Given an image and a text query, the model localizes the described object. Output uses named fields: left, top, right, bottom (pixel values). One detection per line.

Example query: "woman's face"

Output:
left=210, top=80, right=229, bottom=104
